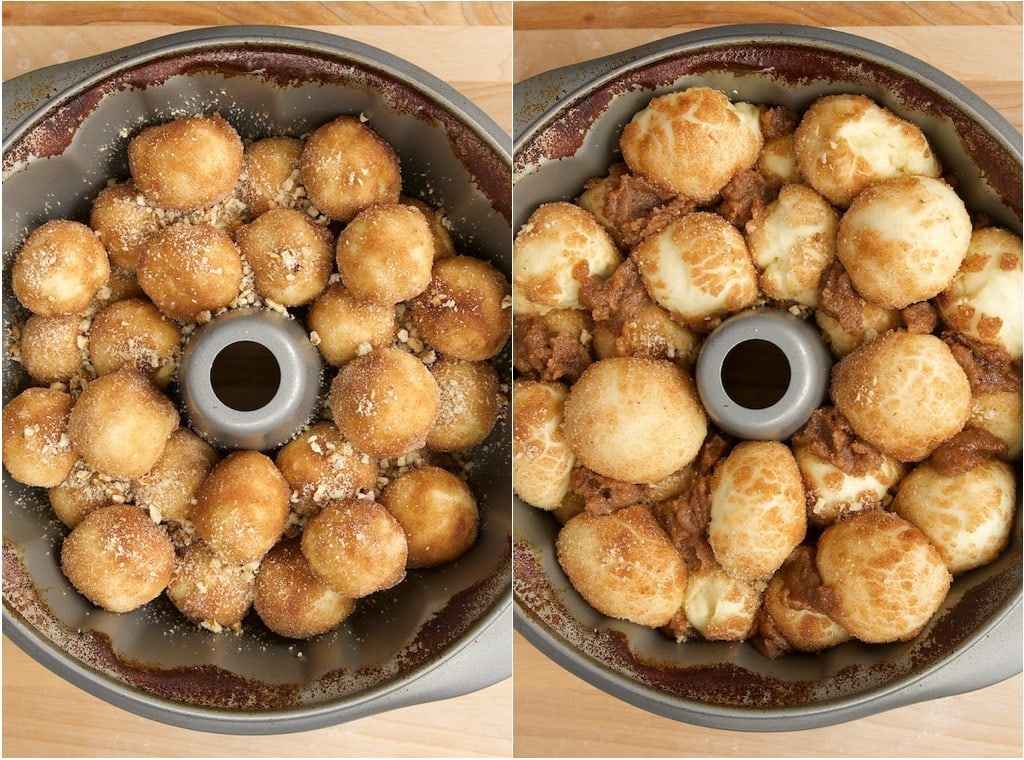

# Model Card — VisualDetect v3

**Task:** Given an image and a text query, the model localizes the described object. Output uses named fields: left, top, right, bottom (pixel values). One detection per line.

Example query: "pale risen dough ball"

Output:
left=132, top=428, right=219, bottom=523
left=238, top=136, right=304, bottom=216
left=762, top=546, right=850, bottom=652
left=708, top=441, right=806, bottom=582
left=592, top=301, right=700, bottom=368
left=427, top=358, right=502, bottom=452
left=683, top=565, right=762, bottom=641
left=380, top=466, right=479, bottom=568
left=236, top=208, right=334, bottom=306
left=562, top=357, right=706, bottom=484
left=620, top=87, right=763, bottom=202
left=90, top=180, right=161, bottom=271
left=88, top=297, right=181, bottom=388
left=328, top=347, right=439, bottom=459
left=67, top=368, right=179, bottom=479
left=746, top=184, right=838, bottom=307
left=831, top=331, right=972, bottom=462
left=60, top=504, right=174, bottom=613
left=301, top=498, right=408, bottom=598
left=19, top=313, right=84, bottom=385
left=307, top=282, right=396, bottom=367
left=12, top=220, right=110, bottom=316
left=937, top=227, right=1023, bottom=360
left=970, top=390, right=1023, bottom=460
left=137, top=223, right=242, bottom=322
left=512, top=202, right=621, bottom=316
left=794, top=93, right=941, bottom=207
left=816, top=510, right=951, bottom=643
left=633, top=212, right=758, bottom=329
left=128, top=114, right=243, bottom=211
left=758, top=134, right=801, bottom=185
left=556, top=505, right=688, bottom=628
left=892, top=458, right=1016, bottom=575
left=336, top=203, right=434, bottom=305
left=2, top=387, right=76, bottom=487
left=300, top=115, right=401, bottom=223
left=836, top=175, right=971, bottom=309
left=254, top=537, right=356, bottom=639
left=192, top=450, right=291, bottom=564
left=512, top=380, right=576, bottom=510
left=814, top=302, right=901, bottom=358
left=793, top=444, right=904, bottom=526
left=166, top=540, right=255, bottom=631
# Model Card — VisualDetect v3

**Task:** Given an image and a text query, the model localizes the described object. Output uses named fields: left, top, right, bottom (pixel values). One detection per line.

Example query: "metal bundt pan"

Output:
left=3, top=26, right=511, bottom=734
left=513, top=24, right=1022, bottom=732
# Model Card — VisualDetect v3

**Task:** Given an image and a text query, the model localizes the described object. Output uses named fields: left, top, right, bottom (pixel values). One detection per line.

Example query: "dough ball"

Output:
left=132, top=429, right=219, bottom=523
left=410, top=255, right=512, bottom=361
left=401, top=195, right=456, bottom=260
left=633, top=212, right=758, bottom=329
left=238, top=136, right=304, bottom=216
left=746, top=184, right=838, bottom=307
left=574, top=164, right=629, bottom=249
left=937, top=227, right=1023, bottom=360
left=758, top=134, right=801, bottom=185
left=67, top=368, right=178, bottom=479
left=814, top=302, right=901, bottom=358
left=683, top=565, right=762, bottom=641
left=12, top=219, right=110, bottom=316
left=300, top=115, right=401, bottom=222
left=48, top=461, right=130, bottom=529
left=88, top=297, right=181, bottom=388
left=836, top=175, right=971, bottom=309
left=563, top=357, right=706, bottom=484
left=762, top=546, right=850, bottom=652
left=816, top=510, right=951, bottom=643
left=301, top=498, right=408, bottom=597
left=970, top=389, right=1023, bottom=460
left=19, top=313, right=85, bottom=385
left=512, top=202, right=622, bottom=316
left=307, top=282, right=397, bottom=367
left=512, top=379, right=576, bottom=510
left=794, top=93, right=941, bottom=207
left=235, top=208, right=334, bottom=306
left=192, top=450, right=291, bottom=564
left=336, top=203, right=434, bottom=304
left=254, top=537, right=356, bottom=639
left=620, top=87, right=763, bottom=202
left=98, top=266, right=146, bottom=305
left=556, top=505, right=688, bottom=628
left=2, top=387, right=76, bottom=487
left=128, top=114, right=243, bottom=211
left=89, top=180, right=161, bottom=271
left=708, top=441, right=807, bottom=582
left=593, top=301, right=700, bottom=368
left=137, top=223, right=242, bottom=322
left=328, top=347, right=440, bottom=459
left=60, top=504, right=174, bottom=613
left=892, top=459, right=1016, bottom=575
left=380, top=466, right=479, bottom=568
left=275, top=421, right=379, bottom=516
left=831, top=331, right=972, bottom=462
left=166, top=540, right=255, bottom=631
left=427, top=357, right=502, bottom=452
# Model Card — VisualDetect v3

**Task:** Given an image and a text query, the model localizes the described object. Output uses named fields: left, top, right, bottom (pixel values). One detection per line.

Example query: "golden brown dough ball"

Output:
left=67, top=368, right=179, bottom=480
left=192, top=450, right=291, bottom=565
left=592, top=301, right=700, bottom=369
left=137, top=223, right=242, bottom=322
left=831, top=331, right=972, bottom=462
left=794, top=94, right=941, bottom=207
left=132, top=428, right=219, bottom=523
left=300, top=115, right=402, bottom=222
left=12, top=219, right=110, bottom=316
left=620, top=87, right=763, bottom=202
left=2, top=387, right=76, bottom=487
left=762, top=546, right=850, bottom=652
left=708, top=441, right=807, bottom=582
left=128, top=114, right=244, bottom=211
left=814, top=302, right=901, bottom=358
left=936, top=227, right=1023, bottom=360
left=60, top=504, right=174, bottom=613
left=380, top=466, right=479, bottom=568
left=254, top=537, right=356, bottom=639
left=238, top=135, right=304, bottom=216
left=683, top=565, right=762, bottom=641
left=401, top=195, right=456, bottom=260
left=307, top=282, right=397, bottom=367
left=562, top=357, right=706, bottom=484
left=892, top=459, right=1016, bottom=575
left=633, top=212, right=758, bottom=330
left=274, top=421, right=379, bottom=516
left=336, top=203, right=434, bottom=305
left=426, top=358, right=502, bottom=452
left=512, top=379, right=576, bottom=510
left=88, top=297, right=181, bottom=388
left=236, top=208, right=334, bottom=307
left=793, top=442, right=904, bottom=527
left=166, top=540, right=255, bottom=631
left=757, top=134, right=801, bottom=185
left=816, top=510, right=951, bottom=643
left=300, top=498, right=408, bottom=597
left=89, top=180, right=161, bottom=271
left=836, top=175, right=971, bottom=309
left=970, top=389, right=1023, bottom=460
left=556, top=505, right=687, bottom=628
left=328, top=346, right=440, bottom=459
left=19, top=313, right=85, bottom=385
left=48, top=461, right=130, bottom=529
left=410, top=255, right=512, bottom=361
left=97, top=266, right=146, bottom=306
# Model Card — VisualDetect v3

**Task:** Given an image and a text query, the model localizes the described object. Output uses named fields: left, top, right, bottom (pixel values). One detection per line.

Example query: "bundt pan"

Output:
left=2, top=26, right=511, bottom=734
left=513, top=24, right=1021, bottom=731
